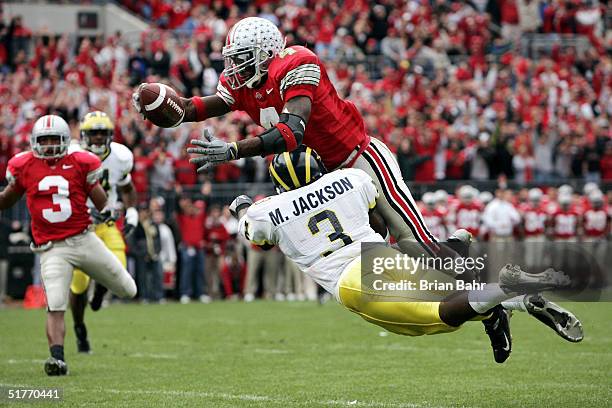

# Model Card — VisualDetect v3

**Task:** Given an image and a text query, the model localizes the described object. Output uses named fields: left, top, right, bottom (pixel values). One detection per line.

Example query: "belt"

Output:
left=335, top=135, right=371, bottom=170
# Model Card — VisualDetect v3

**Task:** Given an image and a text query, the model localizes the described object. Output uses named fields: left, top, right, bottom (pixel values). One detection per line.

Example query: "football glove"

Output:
left=94, top=205, right=117, bottom=224
left=229, top=195, right=253, bottom=219
left=187, top=129, right=238, bottom=173
left=123, top=207, right=139, bottom=239
left=131, top=83, right=146, bottom=119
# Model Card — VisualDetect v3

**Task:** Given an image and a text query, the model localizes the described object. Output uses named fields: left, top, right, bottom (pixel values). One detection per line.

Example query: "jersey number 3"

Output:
left=39, top=175, right=72, bottom=223
left=308, top=210, right=352, bottom=257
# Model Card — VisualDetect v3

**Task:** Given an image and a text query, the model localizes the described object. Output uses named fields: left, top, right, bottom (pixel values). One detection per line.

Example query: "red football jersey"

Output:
left=583, top=208, right=609, bottom=238
left=6, top=151, right=102, bottom=244
left=521, top=204, right=548, bottom=236
left=454, top=202, right=483, bottom=237
left=421, top=207, right=447, bottom=240
left=216, top=46, right=367, bottom=170
left=551, top=209, right=580, bottom=239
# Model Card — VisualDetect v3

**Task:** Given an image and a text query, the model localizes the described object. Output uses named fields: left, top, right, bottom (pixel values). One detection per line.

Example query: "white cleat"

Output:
left=499, top=264, right=571, bottom=294
left=524, top=294, right=584, bottom=342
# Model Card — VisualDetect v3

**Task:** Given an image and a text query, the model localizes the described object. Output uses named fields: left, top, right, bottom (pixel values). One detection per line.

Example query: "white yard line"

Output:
left=6, top=359, right=47, bottom=364
left=253, top=348, right=289, bottom=354
left=128, top=353, right=178, bottom=359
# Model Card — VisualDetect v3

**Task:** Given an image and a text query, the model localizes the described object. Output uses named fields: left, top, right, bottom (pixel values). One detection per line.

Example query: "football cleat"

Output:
left=482, top=305, right=512, bottom=364
left=44, top=357, right=68, bottom=376
left=524, top=294, right=584, bottom=343
left=499, top=264, right=571, bottom=294
left=90, top=283, right=108, bottom=311
left=447, top=229, right=472, bottom=258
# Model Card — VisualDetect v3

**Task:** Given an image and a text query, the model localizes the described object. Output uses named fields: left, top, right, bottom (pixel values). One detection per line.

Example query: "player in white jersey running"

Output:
left=231, top=147, right=584, bottom=363
left=68, top=111, right=139, bottom=354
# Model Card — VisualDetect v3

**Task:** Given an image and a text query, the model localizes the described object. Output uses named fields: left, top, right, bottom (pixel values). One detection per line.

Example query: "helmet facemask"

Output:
left=223, top=44, right=271, bottom=90
left=32, top=134, right=69, bottom=159
left=82, top=128, right=112, bottom=156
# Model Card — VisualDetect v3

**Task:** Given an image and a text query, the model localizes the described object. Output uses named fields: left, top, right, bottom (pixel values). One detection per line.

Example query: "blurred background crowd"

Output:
left=0, top=0, right=610, bottom=304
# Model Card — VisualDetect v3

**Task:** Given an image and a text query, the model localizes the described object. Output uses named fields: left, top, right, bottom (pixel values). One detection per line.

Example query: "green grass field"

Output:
left=0, top=301, right=611, bottom=407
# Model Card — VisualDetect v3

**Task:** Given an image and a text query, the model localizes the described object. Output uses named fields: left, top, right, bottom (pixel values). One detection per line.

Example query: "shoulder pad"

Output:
left=110, top=142, right=134, bottom=163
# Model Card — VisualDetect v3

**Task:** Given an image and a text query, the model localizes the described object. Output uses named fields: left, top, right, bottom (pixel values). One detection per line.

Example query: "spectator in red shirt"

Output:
left=131, top=146, right=153, bottom=198
left=174, top=146, right=198, bottom=188
left=412, top=128, right=439, bottom=182
left=600, top=142, right=612, bottom=181
left=220, top=244, right=246, bottom=299
left=204, top=204, right=230, bottom=299
left=446, top=140, right=467, bottom=180
left=176, top=197, right=207, bottom=304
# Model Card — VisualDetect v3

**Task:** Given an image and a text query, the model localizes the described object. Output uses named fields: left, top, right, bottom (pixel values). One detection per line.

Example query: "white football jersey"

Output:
left=239, top=168, right=385, bottom=294
left=69, top=141, right=134, bottom=209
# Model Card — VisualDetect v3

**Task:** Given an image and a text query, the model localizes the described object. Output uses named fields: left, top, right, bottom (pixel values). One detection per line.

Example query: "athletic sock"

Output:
left=74, top=323, right=88, bottom=340
left=467, top=283, right=516, bottom=314
left=501, top=295, right=528, bottom=312
left=50, top=345, right=64, bottom=361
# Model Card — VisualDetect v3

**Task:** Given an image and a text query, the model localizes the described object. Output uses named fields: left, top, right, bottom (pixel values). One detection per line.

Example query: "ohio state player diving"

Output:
left=132, top=17, right=447, bottom=258
left=0, top=115, right=137, bottom=376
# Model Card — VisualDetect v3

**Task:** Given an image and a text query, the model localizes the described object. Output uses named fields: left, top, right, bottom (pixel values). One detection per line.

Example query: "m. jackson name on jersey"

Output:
left=268, top=176, right=355, bottom=226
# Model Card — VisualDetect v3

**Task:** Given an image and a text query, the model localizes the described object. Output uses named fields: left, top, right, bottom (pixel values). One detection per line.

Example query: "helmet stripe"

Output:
left=283, top=152, right=300, bottom=188
left=269, top=163, right=291, bottom=192
left=305, top=148, right=312, bottom=183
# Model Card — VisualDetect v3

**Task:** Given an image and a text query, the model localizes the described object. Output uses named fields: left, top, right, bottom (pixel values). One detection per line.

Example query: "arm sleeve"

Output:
left=278, top=48, right=321, bottom=101
left=238, top=210, right=275, bottom=247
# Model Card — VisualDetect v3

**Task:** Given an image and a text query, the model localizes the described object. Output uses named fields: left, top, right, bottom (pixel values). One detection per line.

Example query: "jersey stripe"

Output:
left=280, top=68, right=321, bottom=91
left=280, top=64, right=321, bottom=95
left=86, top=167, right=103, bottom=185
left=368, top=142, right=438, bottom=244
left=216, top=83, right=235, bottom=106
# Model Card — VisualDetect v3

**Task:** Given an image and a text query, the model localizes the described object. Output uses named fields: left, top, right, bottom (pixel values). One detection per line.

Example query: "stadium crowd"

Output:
left=0, top=1, right=610, bottom=303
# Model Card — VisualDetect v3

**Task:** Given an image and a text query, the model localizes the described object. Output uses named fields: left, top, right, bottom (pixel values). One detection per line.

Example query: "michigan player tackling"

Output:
left=69, top=111, right=139, bottom=354
left=230, top=147, right=583, bottom=363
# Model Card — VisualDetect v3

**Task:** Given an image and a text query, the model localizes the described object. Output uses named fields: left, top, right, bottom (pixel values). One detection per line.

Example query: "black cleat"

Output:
left=447, top=229, right=472, bottom=258
left=90, top=283, right=108, bottom=312
left=44, top=357, right=68, bottom=376
left=482, top=305, right=512, bottom=363
left=524, top=294, right=584, bottom=343
left=75, top=324, right=91, bottom=354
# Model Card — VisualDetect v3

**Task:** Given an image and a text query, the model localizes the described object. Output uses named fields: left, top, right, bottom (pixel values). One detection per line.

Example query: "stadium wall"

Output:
left=3, top=2, right=148, bottom=36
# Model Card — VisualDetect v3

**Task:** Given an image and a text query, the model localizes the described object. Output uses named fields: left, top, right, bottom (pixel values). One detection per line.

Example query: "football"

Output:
left=138, top=83, right=185, bottom=128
